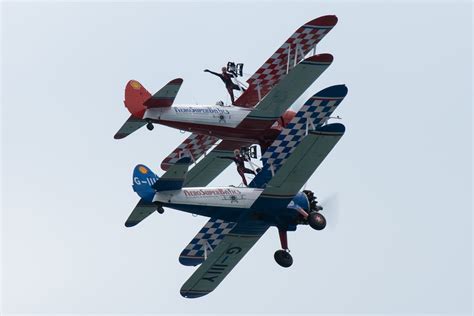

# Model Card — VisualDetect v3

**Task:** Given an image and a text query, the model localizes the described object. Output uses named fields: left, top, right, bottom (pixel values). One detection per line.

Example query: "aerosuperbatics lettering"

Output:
left=183, top=188, right=242, bottom=197
left=174, top=106, right=230, bottom=115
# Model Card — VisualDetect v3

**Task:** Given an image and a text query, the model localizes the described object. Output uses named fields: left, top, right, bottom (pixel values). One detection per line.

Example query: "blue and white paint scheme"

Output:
left=125, top=88, right=347, bottom=298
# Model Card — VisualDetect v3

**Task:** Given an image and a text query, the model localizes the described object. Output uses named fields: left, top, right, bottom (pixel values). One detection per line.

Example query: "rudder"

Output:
left=124, top=80, right=151, bottom=119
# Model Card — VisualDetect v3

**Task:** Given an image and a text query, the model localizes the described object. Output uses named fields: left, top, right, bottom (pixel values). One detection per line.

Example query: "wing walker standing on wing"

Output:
left=204, top=65, right=246, bottom=104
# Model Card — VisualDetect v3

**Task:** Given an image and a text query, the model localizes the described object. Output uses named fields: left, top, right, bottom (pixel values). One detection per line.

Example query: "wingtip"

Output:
left=169, top=78, right=183, bottom=85
left=124, top=220, right=138, bottom=228
left=315, top=122, right=346, bottom=135
left=306, top=15, right=338, bottom=27
left=315, top=84, right=348, bottom=98
left=114, top=133, right=126, bottom=140
left=180, top=289, right=211, bottom=299
left=306, top=53, right=333, bottom=63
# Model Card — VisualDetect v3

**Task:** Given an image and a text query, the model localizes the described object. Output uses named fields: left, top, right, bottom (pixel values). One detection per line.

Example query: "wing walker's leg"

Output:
left=274, top=229, right=293, bottom=268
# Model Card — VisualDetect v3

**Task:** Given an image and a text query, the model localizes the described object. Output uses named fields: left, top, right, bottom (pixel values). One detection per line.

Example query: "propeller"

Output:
left=319, top=193, right=339, bottom=230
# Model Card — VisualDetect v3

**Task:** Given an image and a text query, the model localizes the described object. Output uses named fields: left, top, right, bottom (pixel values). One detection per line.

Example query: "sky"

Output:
left=1, top=1, right=472, bottom=314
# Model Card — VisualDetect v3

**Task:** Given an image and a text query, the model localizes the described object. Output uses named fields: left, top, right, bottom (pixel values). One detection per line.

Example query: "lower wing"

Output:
left=161, top=133, right=218, bottom=171
left=180, top=221, right=269, bottom=298
left=179, top=218, right=237, bottom=266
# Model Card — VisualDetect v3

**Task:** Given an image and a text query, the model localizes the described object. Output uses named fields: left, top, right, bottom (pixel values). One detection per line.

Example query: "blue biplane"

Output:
left=125, top=85, right=348, bottom=298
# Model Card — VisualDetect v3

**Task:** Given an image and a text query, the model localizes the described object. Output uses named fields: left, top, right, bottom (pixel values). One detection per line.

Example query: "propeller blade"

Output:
left=320, top=193, right=339, bottom=230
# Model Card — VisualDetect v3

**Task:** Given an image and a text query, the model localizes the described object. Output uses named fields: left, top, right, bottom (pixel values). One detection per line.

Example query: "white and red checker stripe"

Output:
left=235, top=15, right=337, bottom=108
left=161, top=133, right=219, bottom=171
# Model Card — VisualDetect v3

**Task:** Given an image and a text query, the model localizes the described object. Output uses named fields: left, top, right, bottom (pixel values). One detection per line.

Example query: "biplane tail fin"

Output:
left=125, top=165, right=160, bottom=227
left=113, top=80, right=151, bottom=139
left=132, top=164, right=160, bottom=201
left=124, top=78, right=183, bottom=117
left=115, top=78, right=183, bottom=139
left=124, top=80, right=152, bottom=119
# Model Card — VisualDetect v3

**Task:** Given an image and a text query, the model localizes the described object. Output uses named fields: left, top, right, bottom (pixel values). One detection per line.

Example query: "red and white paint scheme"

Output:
left=115, top=16, right=338, bottom=147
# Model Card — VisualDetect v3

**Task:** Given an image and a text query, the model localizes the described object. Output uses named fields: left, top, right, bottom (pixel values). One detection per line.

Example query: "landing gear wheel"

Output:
left=308, top=211, right=326, bottom=230
left=146, top=122, right=154, bottom=131
left=157, top=207, right=164, bottom=214
left=274, top=250, right=293, bottom=268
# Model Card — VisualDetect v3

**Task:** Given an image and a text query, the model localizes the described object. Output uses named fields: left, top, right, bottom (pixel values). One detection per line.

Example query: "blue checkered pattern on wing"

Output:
left=180, top=219, right=236, bottom=259
left=261, top=97, right=340, bottom=173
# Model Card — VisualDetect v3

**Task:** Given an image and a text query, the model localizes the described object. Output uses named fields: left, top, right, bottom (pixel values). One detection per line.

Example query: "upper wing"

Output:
left=234, top=15, right=338, bottom=108
left=250, top=84, right=348, bottom=188
left=161, top=133, right=219, bottom=171
left=266, top=123, right=345, bottom=196
left=237, top=53, right=333, bottom=130
left=179, top=218, right=237, bottom=266
left=180, top=221, right=269, bottom=298
left=184, top=140, right=252, bottom=187
left=256, top=123, right=345, bottom=210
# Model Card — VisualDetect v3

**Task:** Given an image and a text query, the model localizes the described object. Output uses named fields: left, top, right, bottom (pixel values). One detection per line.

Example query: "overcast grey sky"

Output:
left=1, top=1, right=472, bottom=314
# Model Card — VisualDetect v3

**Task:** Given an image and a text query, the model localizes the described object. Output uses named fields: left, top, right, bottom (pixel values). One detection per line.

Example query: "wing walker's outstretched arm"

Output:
left=204, top=69, right=223, bottom=79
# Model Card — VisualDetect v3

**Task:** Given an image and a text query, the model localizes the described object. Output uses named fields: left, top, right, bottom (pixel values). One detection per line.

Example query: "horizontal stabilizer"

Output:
left=143, top=78, right=183, bottom=108
left=124, top=199, right=157, bottom=227
left=152, top=157, right=192, bottom=191
left=114, top=115, right=146, bottom=139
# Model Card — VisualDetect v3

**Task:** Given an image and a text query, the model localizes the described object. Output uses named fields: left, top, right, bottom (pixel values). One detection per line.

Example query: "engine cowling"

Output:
left=303, top=190, right=322, bottom=212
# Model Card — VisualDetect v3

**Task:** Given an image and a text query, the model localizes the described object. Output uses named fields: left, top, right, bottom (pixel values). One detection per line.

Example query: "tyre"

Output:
left=274, top=249, right=293, bottom=268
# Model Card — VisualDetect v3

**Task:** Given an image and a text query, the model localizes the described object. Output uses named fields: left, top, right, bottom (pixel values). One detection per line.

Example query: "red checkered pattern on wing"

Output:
left=235, top=24, right=333, bottom=108
left=161, top=134, right=218, bottom=171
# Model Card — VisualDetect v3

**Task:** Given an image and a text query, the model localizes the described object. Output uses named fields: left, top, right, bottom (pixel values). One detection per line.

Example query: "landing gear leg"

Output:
left=274, top=229, right=293, bottom=268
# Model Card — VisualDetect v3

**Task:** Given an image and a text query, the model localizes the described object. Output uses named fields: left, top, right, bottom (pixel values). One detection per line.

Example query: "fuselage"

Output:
left=153, top=186, right=307, bottom=229
left=143, top=104, right=281, bottom=144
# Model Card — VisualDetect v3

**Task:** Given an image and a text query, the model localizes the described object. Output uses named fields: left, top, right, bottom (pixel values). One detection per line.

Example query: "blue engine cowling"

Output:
left=289, top=191, right=310, bottom=210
